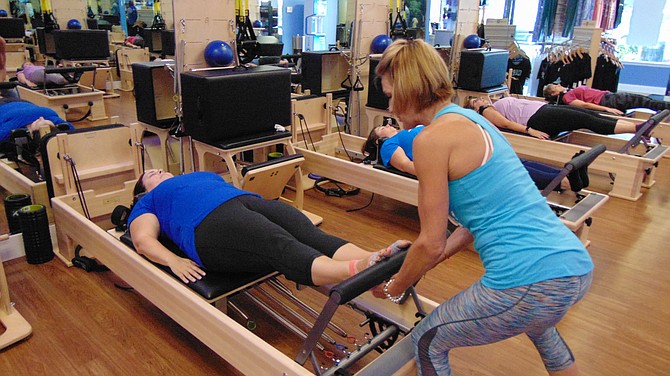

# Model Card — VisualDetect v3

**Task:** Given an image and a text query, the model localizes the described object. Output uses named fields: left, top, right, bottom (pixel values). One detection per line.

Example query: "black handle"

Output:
left=565, top=144, right=606, bottom=171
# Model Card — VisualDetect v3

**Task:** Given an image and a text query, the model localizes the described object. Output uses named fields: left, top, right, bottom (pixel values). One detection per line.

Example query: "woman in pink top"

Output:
left=466, top=96, right=641, bottom=139
left=544, top=84, right=670, bottom=115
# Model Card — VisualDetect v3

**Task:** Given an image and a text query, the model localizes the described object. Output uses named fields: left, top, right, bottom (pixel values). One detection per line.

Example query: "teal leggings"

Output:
left=412, top=272, right=592, bottom=375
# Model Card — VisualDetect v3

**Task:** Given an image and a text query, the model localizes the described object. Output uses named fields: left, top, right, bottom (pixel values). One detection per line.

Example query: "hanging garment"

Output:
left=508, top=55, right=532, bottom=94
left=532, top=0, right=560, bottom=42
left=592, top=55, right=620, bottom=92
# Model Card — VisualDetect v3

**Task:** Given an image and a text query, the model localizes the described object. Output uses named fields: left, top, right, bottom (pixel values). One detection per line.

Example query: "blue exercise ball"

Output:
left=371, top=34, right=393, bottom=54
left=204, top=40, right=235, bottom=67
left=0, top=9, right=8, bottom=17
left=463, top=34, right=481, bottom=49
left=67, top=19, right=82, bottom=29
left=252, top=20, right=262, bottom=28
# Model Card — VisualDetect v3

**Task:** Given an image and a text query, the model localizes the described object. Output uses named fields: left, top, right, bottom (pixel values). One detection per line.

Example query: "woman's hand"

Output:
left=605, top=107, right=624, bottom=115
left=528, top=128, right=550, bottom=139
left=370, top=283, right=387, bottom=299
left=168, top=257, right=206, bottom=283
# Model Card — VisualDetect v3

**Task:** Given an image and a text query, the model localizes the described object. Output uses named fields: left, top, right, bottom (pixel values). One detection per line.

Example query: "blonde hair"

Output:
left=375, top=39, right=454, bottom=116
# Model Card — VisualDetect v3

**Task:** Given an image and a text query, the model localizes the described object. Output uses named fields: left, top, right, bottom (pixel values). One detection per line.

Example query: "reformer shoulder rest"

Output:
left=240, top=153, right=304, bottom=176
left=119, top=229, right=272, bottom=301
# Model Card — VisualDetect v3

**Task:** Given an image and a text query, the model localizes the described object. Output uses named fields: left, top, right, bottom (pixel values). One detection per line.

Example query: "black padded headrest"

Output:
left=372, top=163, right=417, bottom=180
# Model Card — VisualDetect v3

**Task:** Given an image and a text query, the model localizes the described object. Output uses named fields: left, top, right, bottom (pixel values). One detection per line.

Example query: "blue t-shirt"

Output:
left=434, top=104, right=593, bottom=289
left=0, top=100, right=72, bottom=141
left=127, top=172, right=259, bottom=266
left=379, top=125, right=424, bottom=167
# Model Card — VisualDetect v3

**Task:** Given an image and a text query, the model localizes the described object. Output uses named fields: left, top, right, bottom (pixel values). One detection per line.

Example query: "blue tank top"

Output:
left=379, top=125, right=424, bottom=167
left=433, top=104, right=593, bottom=289
left=128, top=172, right=258, bottom=266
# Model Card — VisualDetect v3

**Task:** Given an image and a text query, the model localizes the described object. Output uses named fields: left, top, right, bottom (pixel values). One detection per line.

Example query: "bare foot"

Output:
left=353, top=240, right=411, bottom=274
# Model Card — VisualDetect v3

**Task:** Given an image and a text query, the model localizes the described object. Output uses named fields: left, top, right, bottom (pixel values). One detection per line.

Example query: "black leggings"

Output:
left=527, top=105, right=618, bottom=138
left=194, top=195, right=348, bottom=286
left=600, top=92, right=670, bottom=112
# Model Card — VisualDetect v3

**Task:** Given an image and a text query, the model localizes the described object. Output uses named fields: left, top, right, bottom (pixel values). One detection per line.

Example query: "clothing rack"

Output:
left=599, top=38, right=623, bottom=68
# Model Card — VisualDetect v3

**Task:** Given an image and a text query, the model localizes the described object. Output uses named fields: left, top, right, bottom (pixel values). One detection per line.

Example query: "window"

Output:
left=608, top=0, right=670, bottom=63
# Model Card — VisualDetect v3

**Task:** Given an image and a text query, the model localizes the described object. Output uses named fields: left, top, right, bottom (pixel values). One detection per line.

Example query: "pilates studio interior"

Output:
left=1, top=0, right=670, bottom=375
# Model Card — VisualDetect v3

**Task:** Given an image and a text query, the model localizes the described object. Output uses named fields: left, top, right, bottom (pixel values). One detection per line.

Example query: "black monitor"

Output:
left=0, top=18, right=25, bottom=39
left=180, top=65, right=292, bottom=146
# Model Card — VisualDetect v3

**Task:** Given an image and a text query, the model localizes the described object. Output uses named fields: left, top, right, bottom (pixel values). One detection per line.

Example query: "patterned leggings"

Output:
left=412, top=272, right=593, bottom=376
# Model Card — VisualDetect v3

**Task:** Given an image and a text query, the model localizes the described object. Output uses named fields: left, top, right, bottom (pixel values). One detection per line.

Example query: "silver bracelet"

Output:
left=383, top=278, right=406, bottom=304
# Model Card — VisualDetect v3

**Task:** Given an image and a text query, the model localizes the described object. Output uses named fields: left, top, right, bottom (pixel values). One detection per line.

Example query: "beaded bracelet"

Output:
left=383, top=278, right=406, bottom=304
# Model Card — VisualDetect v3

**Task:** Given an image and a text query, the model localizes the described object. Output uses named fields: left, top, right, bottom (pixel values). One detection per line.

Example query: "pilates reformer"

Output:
left=362, top=103, right=669, bottom=200
left=49, top=149, right=436, bottom=375
left=16, top=65, right=110, bottom=122
left=504, top=109, right=670, bottom=201
left=509, top=93, right=670, bottom=157
left=294, top=132, right=609, bottom=247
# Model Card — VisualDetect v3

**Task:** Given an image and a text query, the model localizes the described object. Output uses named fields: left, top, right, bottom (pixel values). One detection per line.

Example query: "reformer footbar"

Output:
left=617, top=109, right=670, bottom=154
left=295, top=251, right=423, bottom=375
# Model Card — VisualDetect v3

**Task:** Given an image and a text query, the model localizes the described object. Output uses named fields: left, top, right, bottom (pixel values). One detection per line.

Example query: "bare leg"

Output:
left=311, top=240, right=411, bottom=286
left=310, top=256, right=354, bottom=286
left=613, top=119, right=636, bottom=134
left=549, top=363, right=579, bottom=376
left=330, top=243, right=376, bottom=261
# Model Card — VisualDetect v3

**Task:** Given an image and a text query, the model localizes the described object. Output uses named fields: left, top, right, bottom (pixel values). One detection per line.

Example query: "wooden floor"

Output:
left=1, top=91, right=670, bottom=375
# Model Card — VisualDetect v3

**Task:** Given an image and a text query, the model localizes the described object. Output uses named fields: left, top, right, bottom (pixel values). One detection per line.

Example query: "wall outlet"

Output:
left=286, top=6, right=293, bottom=13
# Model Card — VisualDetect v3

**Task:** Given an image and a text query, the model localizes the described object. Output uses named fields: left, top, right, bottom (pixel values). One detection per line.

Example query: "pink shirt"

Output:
left=491, top=97, right=546, bottom=126
left=562, top=86, right=609, bottom=105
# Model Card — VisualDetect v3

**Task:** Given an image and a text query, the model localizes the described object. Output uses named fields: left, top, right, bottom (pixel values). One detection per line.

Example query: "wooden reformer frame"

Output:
left=509, top=93, right=670, bottom=157
left=505, top=131, right=667, bottom=201
left=15, top=65, right=110, bottom=122
left=294, top=133, right=609, bottom=246
left=0, top=235, right=32, bottom=349
left=51, top=186, right=439, bottom=375
left=46, top=138, right=438, bottom=375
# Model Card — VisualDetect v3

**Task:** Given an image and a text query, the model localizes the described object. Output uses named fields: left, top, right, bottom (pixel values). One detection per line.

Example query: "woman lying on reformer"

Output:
left=0, top=98, right=72, bottom=142
left=465, top=96, right=650, bottom=140
left=128, top=170, right=409, bottom=286
left=363, top=123, right=590, bottom=192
